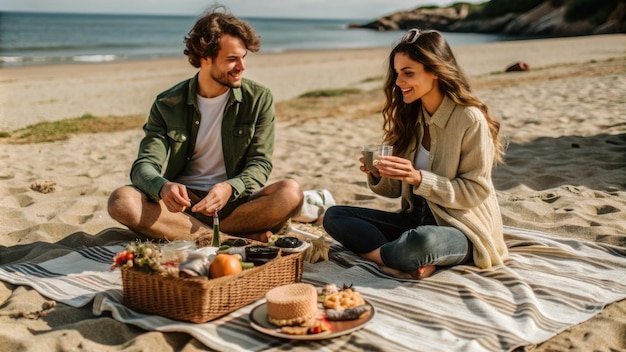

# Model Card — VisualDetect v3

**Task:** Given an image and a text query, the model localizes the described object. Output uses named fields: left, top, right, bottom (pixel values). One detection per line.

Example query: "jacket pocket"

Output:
left=232, top=124, right=254, bottom=147
left=167, top=130, right=187, bottom=155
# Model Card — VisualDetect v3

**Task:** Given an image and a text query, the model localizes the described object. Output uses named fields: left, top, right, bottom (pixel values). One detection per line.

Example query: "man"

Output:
left=108, top=6, right=303, bottom=243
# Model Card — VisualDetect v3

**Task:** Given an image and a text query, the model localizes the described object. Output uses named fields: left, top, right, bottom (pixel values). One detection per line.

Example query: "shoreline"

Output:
left=2, top=33, right=624, bottom=71
left=2, top=34, right=625, bottom=132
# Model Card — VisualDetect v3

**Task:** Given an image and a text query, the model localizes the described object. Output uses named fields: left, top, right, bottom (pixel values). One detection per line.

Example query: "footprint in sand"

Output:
left=13, top=194, right=36, bottom=208
left=539, top=192, right=560, bottom=204
left=354, top=193, right=377, bottom=201
left=0, top=188, right=35, bottom=208
left=0, top=170, right=14, bottom=180
left=58, top=213, right=95, bottom=225
left=351, top=181, right=368, bottom=188
left=596, top=205, right=620, bottom=215
left=57, top=200, right=99, bottom=225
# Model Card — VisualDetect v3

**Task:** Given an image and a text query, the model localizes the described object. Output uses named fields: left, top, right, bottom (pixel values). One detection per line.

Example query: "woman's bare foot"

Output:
left=379, top=265, right=413, bottom=279
left=411, top=265, right=436, bottom=279
left=379, top=264, right=437, bottom=280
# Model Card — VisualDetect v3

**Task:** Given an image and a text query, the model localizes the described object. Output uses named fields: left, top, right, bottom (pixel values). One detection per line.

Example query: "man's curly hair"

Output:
left=183, top=5, right=260, bottom=68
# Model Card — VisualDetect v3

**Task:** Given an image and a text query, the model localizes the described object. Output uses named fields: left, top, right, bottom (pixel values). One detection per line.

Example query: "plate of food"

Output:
left=249, top=283, right=374, bottom=340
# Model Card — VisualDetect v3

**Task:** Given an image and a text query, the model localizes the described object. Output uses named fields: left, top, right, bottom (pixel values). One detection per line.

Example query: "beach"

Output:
left=1, top=34, right=625, bottom=351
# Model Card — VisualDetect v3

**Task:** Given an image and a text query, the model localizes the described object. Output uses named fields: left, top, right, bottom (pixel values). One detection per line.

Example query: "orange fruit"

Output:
left=209, top=254, right=243, bottom=278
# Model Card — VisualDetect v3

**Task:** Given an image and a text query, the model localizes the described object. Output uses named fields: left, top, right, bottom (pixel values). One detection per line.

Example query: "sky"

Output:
left=0, top=0, right=485, bottom=19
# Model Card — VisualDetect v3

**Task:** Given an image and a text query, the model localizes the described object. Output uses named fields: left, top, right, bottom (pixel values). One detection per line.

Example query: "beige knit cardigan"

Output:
left=369, top=96, right=508, bottom=269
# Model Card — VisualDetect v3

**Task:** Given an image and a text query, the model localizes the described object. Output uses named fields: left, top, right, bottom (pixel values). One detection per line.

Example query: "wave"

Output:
left=72, top=54, right=120, bottom=62
left=0, top=54, right=125, bottom=66
left=3, top=42, right=169, bottom=53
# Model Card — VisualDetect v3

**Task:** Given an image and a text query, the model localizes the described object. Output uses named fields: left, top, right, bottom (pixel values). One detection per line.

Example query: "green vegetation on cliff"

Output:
left=464, top=0, right=624, bottom=25
left=564, top=0, right=624, bottom=24
left=467, top=0, right=545, bottom=19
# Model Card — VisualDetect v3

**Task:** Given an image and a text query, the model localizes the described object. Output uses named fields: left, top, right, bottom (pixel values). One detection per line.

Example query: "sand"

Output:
left=1, top=33, right=625, bottom=351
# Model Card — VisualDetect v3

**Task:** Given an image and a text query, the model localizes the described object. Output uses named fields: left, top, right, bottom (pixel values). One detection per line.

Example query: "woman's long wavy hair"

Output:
left=382, top=30, right=504, bottom=164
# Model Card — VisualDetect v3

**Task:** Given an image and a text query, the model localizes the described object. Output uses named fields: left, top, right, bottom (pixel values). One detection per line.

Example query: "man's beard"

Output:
left=211, top=70, right=242, bottom=89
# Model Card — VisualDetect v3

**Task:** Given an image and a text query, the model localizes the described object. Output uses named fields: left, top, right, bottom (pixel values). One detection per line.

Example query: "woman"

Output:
left=322, top=29, right=508, bottom=279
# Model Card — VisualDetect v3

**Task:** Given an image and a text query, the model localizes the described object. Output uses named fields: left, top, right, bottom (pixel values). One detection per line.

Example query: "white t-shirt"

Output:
left=174, top=90, right=230, bottom=190
left=414, top=144, right=430, bottom=171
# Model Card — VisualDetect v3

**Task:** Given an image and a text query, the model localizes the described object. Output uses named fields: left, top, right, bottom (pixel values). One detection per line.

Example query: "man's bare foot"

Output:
left=238, top=230, right=273, bottom=243
left=379, top=264, right=437, bottom=280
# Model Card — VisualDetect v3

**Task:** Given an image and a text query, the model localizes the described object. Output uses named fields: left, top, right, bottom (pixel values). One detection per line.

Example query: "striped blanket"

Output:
left=1, top=226, right=625, bottom=352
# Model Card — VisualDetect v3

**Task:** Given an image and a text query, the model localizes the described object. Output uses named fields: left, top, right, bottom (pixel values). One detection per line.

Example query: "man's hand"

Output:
left=191, top=182, right=233, bottom=216
left=160, top=182, right=192, bottom=213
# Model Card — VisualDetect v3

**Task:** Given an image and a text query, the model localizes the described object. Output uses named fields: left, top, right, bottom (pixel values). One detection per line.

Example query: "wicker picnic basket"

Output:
left=121, top=250, right=305, bottom=323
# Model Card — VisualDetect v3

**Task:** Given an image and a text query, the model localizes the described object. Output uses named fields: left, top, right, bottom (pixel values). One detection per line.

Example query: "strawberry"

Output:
left=307, top=318, right=332, bottom=334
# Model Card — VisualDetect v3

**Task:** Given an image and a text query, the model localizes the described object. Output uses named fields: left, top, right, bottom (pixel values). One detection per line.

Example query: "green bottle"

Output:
left=211, top=210, right=220, bottom=247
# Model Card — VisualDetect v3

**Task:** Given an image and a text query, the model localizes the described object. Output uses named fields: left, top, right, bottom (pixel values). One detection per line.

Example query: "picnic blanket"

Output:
left=1, top=226, right=625, bottom=352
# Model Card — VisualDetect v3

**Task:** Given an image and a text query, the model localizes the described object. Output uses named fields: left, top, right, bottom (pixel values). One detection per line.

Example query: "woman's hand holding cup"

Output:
left=374, top=145, right=393, bottom=166
left=362, top=144, right=392, bottom=177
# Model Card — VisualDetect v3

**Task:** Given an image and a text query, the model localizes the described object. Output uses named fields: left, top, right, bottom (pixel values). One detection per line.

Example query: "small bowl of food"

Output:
left=245, top=246, right=280, bottom=266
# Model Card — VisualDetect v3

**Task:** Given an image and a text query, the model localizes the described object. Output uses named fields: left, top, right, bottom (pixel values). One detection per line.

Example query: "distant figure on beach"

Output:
left=107, top=6, right=303, bottom=243
left=323, top=29, right=508, bottom=279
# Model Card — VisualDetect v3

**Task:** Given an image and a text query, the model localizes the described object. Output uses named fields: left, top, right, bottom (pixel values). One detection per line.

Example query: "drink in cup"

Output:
left=363, top=145, right=379, bottom=174
left=363, top=144, right=392, bottom=174
left=374, top=145, right=393, bottom=166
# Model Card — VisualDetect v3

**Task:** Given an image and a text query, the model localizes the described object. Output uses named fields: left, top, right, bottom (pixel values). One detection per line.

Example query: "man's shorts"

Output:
left=186, top=188, right=249, bottom=225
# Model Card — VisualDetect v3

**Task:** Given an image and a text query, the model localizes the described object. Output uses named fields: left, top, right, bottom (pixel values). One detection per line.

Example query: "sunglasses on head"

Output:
left=402, top=29, right=436, bottom=44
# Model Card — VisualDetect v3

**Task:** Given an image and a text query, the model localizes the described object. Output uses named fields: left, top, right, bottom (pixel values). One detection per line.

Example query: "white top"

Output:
left=174, top=90, right=229, bottom=190
left=414, top=144, right=430, bottom=171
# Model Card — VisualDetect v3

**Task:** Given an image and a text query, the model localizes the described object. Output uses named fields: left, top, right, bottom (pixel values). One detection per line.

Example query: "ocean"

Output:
left=0, top=11, right=520, bottom=67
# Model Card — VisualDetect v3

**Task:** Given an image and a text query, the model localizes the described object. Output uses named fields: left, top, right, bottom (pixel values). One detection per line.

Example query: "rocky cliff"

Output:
left=357, top=1, right=626, bottom=37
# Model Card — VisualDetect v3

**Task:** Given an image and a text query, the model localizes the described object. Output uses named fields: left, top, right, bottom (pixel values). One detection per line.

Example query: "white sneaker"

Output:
left=293, top=189, right=336, bottom=223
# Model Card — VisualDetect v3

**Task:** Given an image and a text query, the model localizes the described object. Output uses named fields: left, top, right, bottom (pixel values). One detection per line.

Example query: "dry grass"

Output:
left=0, top=114, right=146, bottom=144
